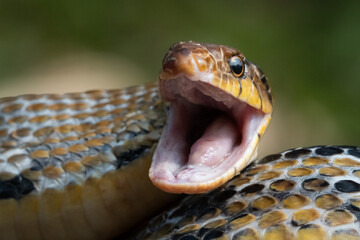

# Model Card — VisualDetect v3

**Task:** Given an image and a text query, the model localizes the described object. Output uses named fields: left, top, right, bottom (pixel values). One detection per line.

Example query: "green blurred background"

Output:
left=0, top=1, right=359, bottom=156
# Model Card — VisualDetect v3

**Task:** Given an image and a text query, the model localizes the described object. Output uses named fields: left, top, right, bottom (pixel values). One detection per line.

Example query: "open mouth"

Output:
left=149, top=76, right=269, bottom=194
left=149, top=41, right=272, bottom=194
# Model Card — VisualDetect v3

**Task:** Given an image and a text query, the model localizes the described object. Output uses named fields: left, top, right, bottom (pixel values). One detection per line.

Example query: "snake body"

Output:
left=0, top=84, right=177, bottom=239
left=135, top=145, right=360, bottom=240
left=0, top=42, right=358, bottom=240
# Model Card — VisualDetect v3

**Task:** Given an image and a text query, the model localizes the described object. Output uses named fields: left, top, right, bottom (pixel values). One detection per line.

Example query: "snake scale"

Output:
left=0, top=42, right=359, bottom=240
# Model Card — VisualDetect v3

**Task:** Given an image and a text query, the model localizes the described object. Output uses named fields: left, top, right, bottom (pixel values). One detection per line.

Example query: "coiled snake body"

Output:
left=0, top=42, right=358, bottom=240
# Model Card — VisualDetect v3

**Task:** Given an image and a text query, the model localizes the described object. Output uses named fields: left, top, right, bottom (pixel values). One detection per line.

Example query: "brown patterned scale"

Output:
left=0, top=83, right=163, bottom=192
left=134, top=146, right=360, bottom=240
left=0, top=83, right=177, bottom=239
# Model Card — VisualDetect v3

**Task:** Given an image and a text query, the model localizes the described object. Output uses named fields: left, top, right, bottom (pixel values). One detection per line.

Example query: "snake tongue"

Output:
left=187, top=115, right=238, bottom=168
left=174, top=115, right=238, bottom=181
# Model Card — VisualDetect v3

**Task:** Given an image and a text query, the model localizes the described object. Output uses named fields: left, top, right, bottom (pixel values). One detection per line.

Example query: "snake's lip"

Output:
left=149, top=76, right=271, bottom=194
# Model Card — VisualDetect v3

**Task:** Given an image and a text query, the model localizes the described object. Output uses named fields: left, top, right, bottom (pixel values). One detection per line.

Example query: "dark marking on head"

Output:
left=237, top=79, right=243, bottom=98
left=261, top=76, right=270, bottom=91
left=268, top=93, right=273, bottom=105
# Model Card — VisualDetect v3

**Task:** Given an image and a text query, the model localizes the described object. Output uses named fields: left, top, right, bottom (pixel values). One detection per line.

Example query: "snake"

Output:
left=0, top=42, right=358, bottom=240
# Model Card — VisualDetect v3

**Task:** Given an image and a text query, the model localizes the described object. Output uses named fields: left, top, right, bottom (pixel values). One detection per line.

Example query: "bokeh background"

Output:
left=0, top=1, right=359, bottom=157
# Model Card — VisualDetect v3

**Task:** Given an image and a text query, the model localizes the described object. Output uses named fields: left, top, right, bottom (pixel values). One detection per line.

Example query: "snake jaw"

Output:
left=149, top=42, right=272, bottom=194
left=150, top=78, right=270, bottom=194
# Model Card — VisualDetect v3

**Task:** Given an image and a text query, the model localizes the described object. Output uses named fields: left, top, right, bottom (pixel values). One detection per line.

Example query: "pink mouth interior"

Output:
left=150, top=77, right=265, bottom=184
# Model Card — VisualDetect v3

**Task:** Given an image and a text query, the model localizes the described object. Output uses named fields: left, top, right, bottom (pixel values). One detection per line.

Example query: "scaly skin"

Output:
left=0, top=42, right=273, bottom=239
left=0, top=84, right=177, bottom=239
left=135, top=146, right=360, bottom=240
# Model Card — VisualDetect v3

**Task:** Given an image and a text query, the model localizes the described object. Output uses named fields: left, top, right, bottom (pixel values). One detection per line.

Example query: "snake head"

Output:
left=149, top=41, right=273, bottom=194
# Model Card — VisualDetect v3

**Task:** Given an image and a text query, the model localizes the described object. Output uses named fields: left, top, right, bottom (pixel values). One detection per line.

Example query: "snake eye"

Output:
left=229, top=56, right=244, bottom=77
